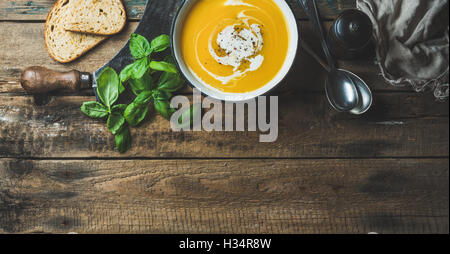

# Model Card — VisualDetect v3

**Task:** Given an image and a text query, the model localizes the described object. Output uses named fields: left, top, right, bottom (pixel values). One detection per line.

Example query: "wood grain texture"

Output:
left=0, top=93, right=448, bottom=158
left=0, top=0, right=355, bottom=21
left=0, top=21, right=413, bottom=95
left=0, top=158, right=447, bottom=234
left=0, top=0, right=448, bottom=235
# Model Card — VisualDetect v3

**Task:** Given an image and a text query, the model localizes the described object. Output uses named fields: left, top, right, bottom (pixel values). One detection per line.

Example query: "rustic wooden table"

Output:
left=0, top=0, right=449, bottom=234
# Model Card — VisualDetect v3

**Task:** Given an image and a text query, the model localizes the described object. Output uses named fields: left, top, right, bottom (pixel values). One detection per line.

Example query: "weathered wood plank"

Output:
left=0, top=21, right=413, bottom=95
left=0, top=0, right=181, bottom=20
left=0, top=93, right=448, bottom=158
left=0, top=158, right=447, bottom=233
left=0, top=0, right=356, bottom=21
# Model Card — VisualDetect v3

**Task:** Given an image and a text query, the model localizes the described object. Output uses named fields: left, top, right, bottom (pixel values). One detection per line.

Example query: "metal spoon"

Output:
left=297, top=0, right=360, bottom=112
left=342, top=69, right=373, bottom=115
left=300, top=39, right=373, bottom=114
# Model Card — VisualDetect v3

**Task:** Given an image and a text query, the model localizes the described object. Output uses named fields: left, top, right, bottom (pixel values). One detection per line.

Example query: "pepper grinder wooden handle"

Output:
left=20, top=66, right=91, bottom=94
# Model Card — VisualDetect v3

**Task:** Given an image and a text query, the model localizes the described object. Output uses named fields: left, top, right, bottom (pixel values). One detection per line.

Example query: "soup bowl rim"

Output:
left=170, top=0, right=299, bottom=102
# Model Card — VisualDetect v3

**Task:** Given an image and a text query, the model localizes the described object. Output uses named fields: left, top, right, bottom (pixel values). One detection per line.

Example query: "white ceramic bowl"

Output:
left=171, top=0, right=298, bottom=101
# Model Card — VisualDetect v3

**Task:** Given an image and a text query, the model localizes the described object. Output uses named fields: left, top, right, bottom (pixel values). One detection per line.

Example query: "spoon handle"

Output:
left=297, top=0, right=336, bottom=70
left=299, top=39, right=330, bottom=72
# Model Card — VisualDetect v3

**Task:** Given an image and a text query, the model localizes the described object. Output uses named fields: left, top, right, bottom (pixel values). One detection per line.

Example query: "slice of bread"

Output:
left=45, top=0, right=107, bottom=63
left=64, top=0, right=127, bottom=35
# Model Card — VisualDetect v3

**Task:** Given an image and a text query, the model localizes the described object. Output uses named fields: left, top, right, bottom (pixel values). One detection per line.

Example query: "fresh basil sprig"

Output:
left=122, top=35, right=184, bottom=126
left=120, top=34, right=174, bottom=82
left=81, top=67, right=130, bottom=153
left=81, top=33, right=185, bottom=153
left=129, top=33, right=152, bottom=59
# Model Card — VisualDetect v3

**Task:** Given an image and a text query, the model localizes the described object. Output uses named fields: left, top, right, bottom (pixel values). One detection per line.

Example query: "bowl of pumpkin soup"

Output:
left=171, top=0, right=298, bottom=101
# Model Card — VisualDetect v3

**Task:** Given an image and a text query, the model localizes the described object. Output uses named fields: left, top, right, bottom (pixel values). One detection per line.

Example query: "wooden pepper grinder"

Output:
left=327, top=9, right=373, bottom=60
left=20, top=66, right=92, bottom=94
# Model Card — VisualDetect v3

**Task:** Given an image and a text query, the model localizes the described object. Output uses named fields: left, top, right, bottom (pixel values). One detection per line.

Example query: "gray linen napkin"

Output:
left=357, top=0, right=449, bottom=99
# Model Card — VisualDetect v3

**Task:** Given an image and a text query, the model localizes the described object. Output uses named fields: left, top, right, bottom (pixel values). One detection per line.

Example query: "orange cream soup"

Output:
left=181, top=0, right=290, bottom=93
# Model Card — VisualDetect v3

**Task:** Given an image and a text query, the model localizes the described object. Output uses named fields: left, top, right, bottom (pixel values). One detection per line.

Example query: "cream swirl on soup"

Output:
left=207, top=11, right=264, bottom=84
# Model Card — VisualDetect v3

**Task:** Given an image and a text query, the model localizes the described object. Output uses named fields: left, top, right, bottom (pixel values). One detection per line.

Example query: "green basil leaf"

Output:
left=152, top=89, right=172, bottom=101
left=149, top=61, right=178, bottom=73
left=81, top=101, right=109, bottom=118
left=115, top=126, right=131, bottom=153
left=119, top=58, right=149, bottom=83
left=150, top=34, right=170, bottom=53
left=124, top=102, right=149, bottom=127
left=133, top=57, right=150, bottom=80
left=112, top=104, right=128, bottom=114
left=157, top=72, right=185, bottom=92
left=130, top=33, right=152, bottom=59
left=154, top=99, right=175, bottom=120
left=119, top=63, right=135, bottom=83
left=97, top=67, right=119, bottom=108
left=124, top=91, right=152, bottom=127
left=107, top=112, right=125, bottom=135
left=119, top=81, right=125, bottom=94
left=135, top=91, right=153, bottom=105
left=177, top=103, right=201, bottom=129
left=128, top=71, right=153, bottom=96
left=158, top=71, right=170, bottom=84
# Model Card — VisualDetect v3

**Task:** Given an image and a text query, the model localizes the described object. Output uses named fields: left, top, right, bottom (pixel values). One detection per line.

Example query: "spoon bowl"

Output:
left=325, top=69, right=359, bottom=112
left=343, top=69, right=373, bottom=114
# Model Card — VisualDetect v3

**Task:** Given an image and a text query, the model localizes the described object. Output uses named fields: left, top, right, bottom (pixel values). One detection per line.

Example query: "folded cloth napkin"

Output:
left=357, top=0, right=449, bottom=100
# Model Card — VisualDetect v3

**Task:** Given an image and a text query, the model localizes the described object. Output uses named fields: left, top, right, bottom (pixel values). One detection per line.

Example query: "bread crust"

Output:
left=44, top=0, right=108, bottom=63
left=44, top=0, right=61, bottom=62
